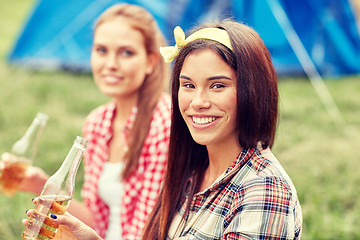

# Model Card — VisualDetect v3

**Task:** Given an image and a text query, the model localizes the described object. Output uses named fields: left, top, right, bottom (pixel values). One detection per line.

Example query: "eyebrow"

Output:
left=179, top=75, right=232, bottom=81
left=179, top=75, right=190, bottom=80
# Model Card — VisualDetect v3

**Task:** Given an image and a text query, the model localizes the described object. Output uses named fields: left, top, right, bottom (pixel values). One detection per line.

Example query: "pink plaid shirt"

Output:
left=81, top=94, right=171, bottom=239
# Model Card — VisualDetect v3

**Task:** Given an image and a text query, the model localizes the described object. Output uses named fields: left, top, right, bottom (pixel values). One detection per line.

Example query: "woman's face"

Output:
left=178, top=49, right=238, bottom=148
left=91, top=17, right=154, bottom=101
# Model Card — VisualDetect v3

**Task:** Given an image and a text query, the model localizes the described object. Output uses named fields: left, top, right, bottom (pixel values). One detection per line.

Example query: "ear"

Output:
left=145, top=52, right=160, bottom=75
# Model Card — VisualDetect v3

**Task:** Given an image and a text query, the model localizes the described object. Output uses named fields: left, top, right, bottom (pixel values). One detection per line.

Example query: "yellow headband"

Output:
left=160, top=26, right=233, bottom=63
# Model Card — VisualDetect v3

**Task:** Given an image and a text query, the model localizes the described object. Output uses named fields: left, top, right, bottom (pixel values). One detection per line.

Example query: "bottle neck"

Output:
left=11, top=115, right=47, bottom=159
left=56, top=140, right=85, bottom=183
left=41, top=137, right=87, bottom=198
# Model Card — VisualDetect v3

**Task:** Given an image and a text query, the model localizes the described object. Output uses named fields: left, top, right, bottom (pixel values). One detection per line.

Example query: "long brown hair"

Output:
left=142, top=19, right=279, bottom=239
left=94, top=4, right=169, bottom=179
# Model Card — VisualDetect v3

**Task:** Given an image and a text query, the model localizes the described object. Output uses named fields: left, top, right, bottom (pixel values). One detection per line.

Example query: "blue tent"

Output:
left=7, top=0, right=360, bottom=76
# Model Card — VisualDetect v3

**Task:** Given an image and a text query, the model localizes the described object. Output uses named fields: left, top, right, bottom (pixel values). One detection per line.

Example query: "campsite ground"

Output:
left=1, top=0, right=360, bottom=239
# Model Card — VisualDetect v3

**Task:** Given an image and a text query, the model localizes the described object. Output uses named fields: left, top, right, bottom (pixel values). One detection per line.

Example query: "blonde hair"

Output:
left=95, top=4, right=169, bottom=179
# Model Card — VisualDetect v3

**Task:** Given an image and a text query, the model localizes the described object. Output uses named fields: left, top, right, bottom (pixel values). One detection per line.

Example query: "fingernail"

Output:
left=50, top=213, right=57, bottom=219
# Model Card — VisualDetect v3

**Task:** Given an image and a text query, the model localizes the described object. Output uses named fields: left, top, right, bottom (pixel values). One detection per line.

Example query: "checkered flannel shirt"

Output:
left=168, top=146, right=302, bottom=240
left=81, top=93, right=171, bottom=239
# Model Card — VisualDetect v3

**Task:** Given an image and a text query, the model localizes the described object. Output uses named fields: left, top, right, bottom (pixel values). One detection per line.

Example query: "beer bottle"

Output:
left=22, top=136, right=88, bottom=240
left=0, top=112, right=48, bottom=196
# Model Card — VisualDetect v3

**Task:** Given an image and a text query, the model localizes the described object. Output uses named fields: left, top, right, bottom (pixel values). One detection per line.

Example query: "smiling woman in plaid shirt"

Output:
left=77, top=4, right=171, bottom=239
left=38, top=19, right=302, bottom=240
left=21, top=4, right=171, bottom=240
left=76, top=4, right=171, bottom=240
left=142, top=20, right=303, bottom=239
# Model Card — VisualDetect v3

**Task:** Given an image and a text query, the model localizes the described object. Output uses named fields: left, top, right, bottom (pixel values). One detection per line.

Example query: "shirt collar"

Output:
left=103, top=101, right=138, bottom=142
left=196, top=147, right=256, bottom=195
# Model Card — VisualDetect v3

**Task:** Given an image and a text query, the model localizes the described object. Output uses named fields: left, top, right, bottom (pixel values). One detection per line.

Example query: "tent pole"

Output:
left=266, top=0, right=345, bottom=124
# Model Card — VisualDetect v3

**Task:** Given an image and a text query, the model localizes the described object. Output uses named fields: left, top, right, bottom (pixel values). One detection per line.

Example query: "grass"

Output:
left=1, top=0, right=360, bottom=239
left=275, top=77, right=360, bottom=240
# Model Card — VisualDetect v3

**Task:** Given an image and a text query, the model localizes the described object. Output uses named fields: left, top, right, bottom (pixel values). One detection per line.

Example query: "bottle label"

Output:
left=22, top=195, right=71, bottom=240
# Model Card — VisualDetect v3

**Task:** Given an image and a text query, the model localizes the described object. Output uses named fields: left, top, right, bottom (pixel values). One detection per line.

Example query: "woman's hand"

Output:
left=50, top=212, right=103, bottom=240
left=19, top=165, right=49, bottom=195
left=1, top=152, right=49, bottom=195
left=23, top=209, right=103, bottom=240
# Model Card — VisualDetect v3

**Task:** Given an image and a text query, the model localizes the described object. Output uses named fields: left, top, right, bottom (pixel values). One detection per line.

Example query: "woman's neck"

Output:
left=108, top=96, right=138, bottom=163
left=200, top=140, right=242, bottom=192
left=113, top=95, right=138, bottom=120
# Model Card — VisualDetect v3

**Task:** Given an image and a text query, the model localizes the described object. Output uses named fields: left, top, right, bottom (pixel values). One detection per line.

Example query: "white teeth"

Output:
left=103, top=76, right=120, bottom=83
left=192, top=116, right=216, bottom=124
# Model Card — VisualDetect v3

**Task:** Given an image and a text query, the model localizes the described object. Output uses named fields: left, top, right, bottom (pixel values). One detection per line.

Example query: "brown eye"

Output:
left=182, top=83, right=195, bottom=88
left=212, top=83, right=225, bottom=89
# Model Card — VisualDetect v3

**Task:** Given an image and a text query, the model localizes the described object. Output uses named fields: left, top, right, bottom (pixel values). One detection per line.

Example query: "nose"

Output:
left=190, top=89, right=211, bottom=109
left=105, top=52, right=119, bottom=69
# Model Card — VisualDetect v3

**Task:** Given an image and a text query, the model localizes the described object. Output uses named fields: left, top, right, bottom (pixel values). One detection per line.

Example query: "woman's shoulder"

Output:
left=151, top=93, right=172, bottom=125
left=82, top=102, right=115, bottom=137
left=232, top=147, right=299, bottom=199
left=141, top=93, right=171, bottom=148
left=85, top=101, right=115, bottom=123
left=155, top=92, right=172, bottom=112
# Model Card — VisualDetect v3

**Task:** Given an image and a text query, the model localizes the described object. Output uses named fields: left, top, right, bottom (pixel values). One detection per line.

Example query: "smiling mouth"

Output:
left=103, top=76, right=123, bottom=84
left=192, top=116, right=217, bottom=124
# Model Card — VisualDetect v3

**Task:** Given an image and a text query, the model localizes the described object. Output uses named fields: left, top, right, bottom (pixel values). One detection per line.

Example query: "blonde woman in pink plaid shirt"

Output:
left=22, top=3, right=171, bottom=240
left=76, top=4, right=171, bottom=239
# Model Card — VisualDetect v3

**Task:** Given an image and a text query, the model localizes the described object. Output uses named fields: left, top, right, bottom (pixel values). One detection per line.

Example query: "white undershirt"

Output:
left=98, top=162, right=124, bottom=240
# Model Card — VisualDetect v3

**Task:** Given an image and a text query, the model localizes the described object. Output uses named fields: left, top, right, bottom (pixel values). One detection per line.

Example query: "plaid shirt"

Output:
left=168, top=146, right=302, bottom=240
left=81, top=94, right=171, bottom=239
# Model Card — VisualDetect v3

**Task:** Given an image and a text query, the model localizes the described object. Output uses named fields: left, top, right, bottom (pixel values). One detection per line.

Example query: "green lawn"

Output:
left=1, top=0, right=360, bottom=239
